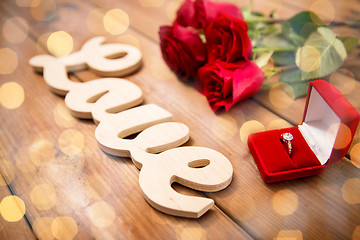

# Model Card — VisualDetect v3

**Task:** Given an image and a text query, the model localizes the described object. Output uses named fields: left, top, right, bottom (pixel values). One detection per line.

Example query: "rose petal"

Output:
left=204, top=0, right=243, bottom=22
left=196, top=60, right=264, bottom=112
left=175, top=0, right=242, bottom=29
left=159, top=24, right=206, bottom=81
left=205, top=13, right=252, bottom=63
left=175, top=0, right=206, bottom=29
left=230, top=61, right=265, bottom=110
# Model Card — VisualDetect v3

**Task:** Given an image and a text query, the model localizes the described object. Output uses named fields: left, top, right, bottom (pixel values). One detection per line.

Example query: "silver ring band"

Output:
left=280, top=133, right=293, bottom=156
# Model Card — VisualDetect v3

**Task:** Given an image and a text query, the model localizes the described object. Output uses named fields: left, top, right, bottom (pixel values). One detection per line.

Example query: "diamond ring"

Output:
left=280, top=133, right=293, bottom=156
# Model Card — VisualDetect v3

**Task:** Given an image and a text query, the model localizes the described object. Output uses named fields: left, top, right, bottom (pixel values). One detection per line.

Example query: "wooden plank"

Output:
left=1, top=0, right=360, bottom=239
left=0, top=1, right=252, bottom=239
left=0, top=175, right=35, bottom=240
left=75, top=0, right=360, bottom=239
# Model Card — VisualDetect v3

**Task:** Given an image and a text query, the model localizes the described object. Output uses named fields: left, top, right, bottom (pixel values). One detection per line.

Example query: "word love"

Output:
left=30, top=37, right=233, bottom=218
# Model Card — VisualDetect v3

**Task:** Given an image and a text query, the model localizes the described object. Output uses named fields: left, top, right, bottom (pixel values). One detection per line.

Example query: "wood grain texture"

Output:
left=0, top=1, right=251, bottom=239
left=0, top=177, right=35, bottom=240
left=1, top=0, right=359, bottom=239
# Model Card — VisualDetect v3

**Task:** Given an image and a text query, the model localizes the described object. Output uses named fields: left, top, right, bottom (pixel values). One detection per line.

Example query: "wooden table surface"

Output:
left=1, top=0, right=360, bottom=239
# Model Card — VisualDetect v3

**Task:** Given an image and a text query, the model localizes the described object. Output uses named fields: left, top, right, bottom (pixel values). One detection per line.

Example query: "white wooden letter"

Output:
left=29, top=55, right=82, bottom=95
left=95, top=104, right=173, bottom=157
left=81, top=36, right=142, bottom=77
left=30, top=36, right=234, bottom=219
left=65, top=78, right=143, bottom=124
left=131, top=146, right=233, bottom=218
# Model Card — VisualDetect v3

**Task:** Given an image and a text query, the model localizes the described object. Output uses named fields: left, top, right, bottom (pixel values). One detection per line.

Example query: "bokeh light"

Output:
left=139, top=0, right=164, bottom=8
left=3, top=17, right=29, bottom=44
left=329, top=68, right=356, bottom=95
left=58, top=129, right=84, bottom=156
left=33, top=217, right=54, bottom=240
left=336, top=29, right=359, bottom=61
left=29, top=139, right=55, bottom=166
left=310, top=0, right=336, bottom=24
left=86, top=8, right=107, bottom=35
left=272, top=189, right=299, bottom=216
left=0, top=48, right=18, bottom=75
left=276, top=230, right=303, bottom=240
left=0, top=160, right=16, bottom=186
left=0, top=195, right=26, bottom=222
left=86, top=201, right=116, bottom=228
left=30, top=0, right=57, bottom=21
left=30, top=183, right=57, bottom=210
left=269, top=83, right=294, bottom=109
left=327, top=123, right=352, bottom=150
left=103, top=9, right=129, bottom=35
left=176, top=222, right=207, bottom=240
left=47, top=31, right=74, bottom=57
left=350, top=143, right=360, bottom=168
left=342, top=178, right=360, bottom=204
left=295, top=45, right=321, bottom=72
left=53, top=103, right=77, bottom=128
left=90, top=224, right=118, bottom=240
left=51, top=216, right=78, bottom=240
left=211, top=113, right=238, bottom=141
left=267, top=119, right=292, bottom=130
left=239, top=120, right=265, bottom=144
left=0, top=82, right=25, bottom=109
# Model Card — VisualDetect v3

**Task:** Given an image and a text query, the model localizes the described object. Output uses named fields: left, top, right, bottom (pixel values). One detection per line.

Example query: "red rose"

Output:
left=159, top=23, right=206, bottom=81
left=175, top=0, right=243, bottom=29
left=205, top=13, right=252, bottom=63
left=196, top=60, right=264, bottom=112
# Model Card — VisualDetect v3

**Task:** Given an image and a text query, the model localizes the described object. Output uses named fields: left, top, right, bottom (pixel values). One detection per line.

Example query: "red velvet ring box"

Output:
left=248, top=80, right=360, bottom=183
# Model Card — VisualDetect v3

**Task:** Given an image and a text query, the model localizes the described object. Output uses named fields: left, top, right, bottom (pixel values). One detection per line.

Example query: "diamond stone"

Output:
left=283, top=133, right=293, bottom=141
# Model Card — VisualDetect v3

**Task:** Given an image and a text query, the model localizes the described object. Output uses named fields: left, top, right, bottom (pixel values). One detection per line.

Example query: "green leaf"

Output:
left=288, top=80, right=313, bottom=98
left=269, top=10, right=278, bottom=19
left=272, top=51, right=295, bottom=66
left=283, top=11, right=325, bottom=38
left=263, top=24, right=281, bottom=35
left=241, top=0, right=252, bottom=20
left=279, top=69, right=312, bottom=98
left=264, top=68, right=281, bottom=79
left=254, top=51, right=274, bottom=68
left=257, top=34, right=295, bottom=50
left=252, top=34, right=296, bottom=65
left=242, top=0, right=268, bottom=23
left=295, top=27, right=347, bottom=81
left=287, top=31, right=305, bottom=46
left=282, top=11, right=326, bottom=47
left=339, top=36, right=359, bottom=53
left=279, top=68, right=301, bottom=83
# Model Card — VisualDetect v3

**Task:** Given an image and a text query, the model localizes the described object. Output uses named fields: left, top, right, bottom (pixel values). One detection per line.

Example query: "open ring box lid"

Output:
left=248, top=80, right=360, bottom=183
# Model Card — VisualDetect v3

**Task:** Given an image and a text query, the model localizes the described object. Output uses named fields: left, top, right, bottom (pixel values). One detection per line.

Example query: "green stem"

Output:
left=246, top=17, right=360, bottom=28
left=252, top=47, right=295, bottom=53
